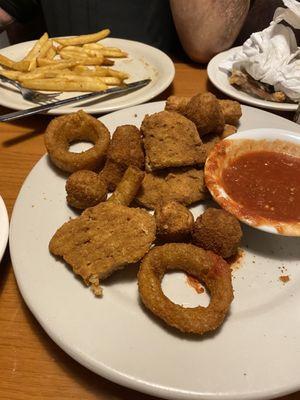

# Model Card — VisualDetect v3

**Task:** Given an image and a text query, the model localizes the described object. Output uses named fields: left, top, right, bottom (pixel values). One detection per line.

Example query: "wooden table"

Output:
left=0, top=61, right=299, bottom=400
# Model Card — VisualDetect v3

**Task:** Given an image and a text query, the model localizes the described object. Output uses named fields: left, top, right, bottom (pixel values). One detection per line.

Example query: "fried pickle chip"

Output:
left=49, top=202, right=156, bottom=296
left=141, top=111, right=206, bottom=171
left=135, top=168, right=208, bottom=210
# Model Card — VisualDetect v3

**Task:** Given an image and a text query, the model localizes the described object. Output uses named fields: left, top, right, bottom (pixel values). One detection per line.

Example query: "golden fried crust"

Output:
left=192, top=208, right=242, bottom=258
left=165, top=95, right=190, bottom=113
left=138, top=243, right=233, bottom=335
left=99, top=124, right=144, bottom=191
left=183, top=93, right=225, bottom=136
left=155, top=201, right=194, bottom=242
left=44, top=110, right=110, bottom=173
left=141, top=111, right=205, bottom=171
left=135, top=168, right=208, bottom=210
left=220, top=124, right=238, bottom=139
left=49, top=202, right=156, bottom=293
left=66, top=170, right=107, bottom=209
left=218, top=100, right=242, bottom=126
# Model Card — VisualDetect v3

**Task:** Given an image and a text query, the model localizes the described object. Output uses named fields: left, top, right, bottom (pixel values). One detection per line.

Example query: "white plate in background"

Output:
left=207, top=46, right=298, bottom=112
left=0, top=38, right=175, bottom=114
left=0, top=195, right=9, bottom=262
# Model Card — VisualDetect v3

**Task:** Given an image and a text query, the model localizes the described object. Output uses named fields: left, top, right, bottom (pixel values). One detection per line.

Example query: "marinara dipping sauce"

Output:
left=222, top=151, right=300, bottom=222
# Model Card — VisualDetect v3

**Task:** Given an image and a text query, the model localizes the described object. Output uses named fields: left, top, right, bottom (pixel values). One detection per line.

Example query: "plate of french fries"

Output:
left=0, top=29, right=175, bottom=114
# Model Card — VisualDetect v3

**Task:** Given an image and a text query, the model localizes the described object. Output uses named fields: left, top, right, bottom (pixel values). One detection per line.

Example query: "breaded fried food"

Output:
left=183, top=92, right=225, bottom=136
left=165, top=95, right=190, bottom=113
left=66, top=170, right=107, bottom=209
left=155, top=201, right=194, bottom=242
left=99, top=125, right=144, bottom=191
left=201, top=133, right=221, bottom=160
left=107, top=166, right=144, bottom=206
left=49, top=202, right=156, bottom=296
left=192, top=208, right=242, bottom=259
left=138, top=243, right=233, bottom=335
left=141, top=111, right=205, bottom=171
left=44, top=110, right=110, bottom=173
left=135, top=168, right=208, bottom=210
left=220, top=124, right=237, bottom=139
left=218, top=100, right=242, bottom=126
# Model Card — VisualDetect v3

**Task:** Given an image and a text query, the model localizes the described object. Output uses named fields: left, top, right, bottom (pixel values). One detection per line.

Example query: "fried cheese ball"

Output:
left=183, top=92, right=225, bottom=136
left=155, top=201, right=194, bottom=242
left=192, top=208, right=242, bottom=258
left=218, top=100, right=242, bottom=126
left=66, top=170, right=107, bottom=209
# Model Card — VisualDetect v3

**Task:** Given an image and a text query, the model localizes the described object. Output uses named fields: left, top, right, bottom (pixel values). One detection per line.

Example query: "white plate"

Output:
left=207, top=46, right=298, bottom=112
left=0, top=38, right=175, bottom=114
left=0, top=195, right=8, bottom=262
left=9, top=102, right=300, bottom=400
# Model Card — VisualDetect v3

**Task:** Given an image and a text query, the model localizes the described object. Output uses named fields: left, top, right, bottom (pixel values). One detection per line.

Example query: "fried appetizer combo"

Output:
left=165, top=94, right=242, bottom=128
left=138, top=243, right=233, bottom=335
left=155, top=201, right=194, bottom=242
left=135, top=168, right=207, bottom=210
left=99, top=125, right=144, bottom=191
left=192, top=208, right=242, bottom=259
left=66, top=170, right=107, bottom=209
left=141, top=111, right=206, bottom=171
left=44, top=110, right=110, bottom=173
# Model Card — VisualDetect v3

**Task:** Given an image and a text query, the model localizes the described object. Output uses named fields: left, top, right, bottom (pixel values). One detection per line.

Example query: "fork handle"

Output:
left=0, top=74, right=21, bottom=90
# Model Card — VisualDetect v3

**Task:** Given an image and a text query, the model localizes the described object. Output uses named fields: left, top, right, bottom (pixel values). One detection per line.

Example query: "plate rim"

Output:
left=0, top=195, right=9, bottom=261
left=0, top=37, right=175, bottom=114
left=9, top=101, right=300, bottom=400
left=207, top=46, right=298, bottom=112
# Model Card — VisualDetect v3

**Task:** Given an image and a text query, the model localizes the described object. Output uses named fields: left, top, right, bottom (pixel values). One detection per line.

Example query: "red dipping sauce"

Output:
left=222, top=151, right=300, bottom=223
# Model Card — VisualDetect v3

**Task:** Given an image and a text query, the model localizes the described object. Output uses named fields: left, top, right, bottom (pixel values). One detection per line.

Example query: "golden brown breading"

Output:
left=192, top=208, right=242, bottom=258
left=66, top=170, right=107, bottom=209
left=138, top=243, right=233, bottom=335
left=141, top=111, right=206, bottom=171
left=99, top=124, right=144, bottom=191
left=49, top=202, right=156, bottom=296
left=220, top=124, right=238, bottom=139
left=218, top=100, right=242, bottom=126
left=135, top=168, right=208, bottom=210
left=107, top=166, right=144, bottom=206
left=183, top=93, right=225, bottom=136
left=44, top=110, right=110, bottom=173
left=155, top=201, right=194, bottom=242
left=165, top=95, right=190, bottom=113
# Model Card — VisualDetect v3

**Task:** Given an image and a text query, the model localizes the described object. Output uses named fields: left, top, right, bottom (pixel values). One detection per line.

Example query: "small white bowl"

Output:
left=0, top=195, right=9, bottom=261
left=204, top=128, right=300, bottom=236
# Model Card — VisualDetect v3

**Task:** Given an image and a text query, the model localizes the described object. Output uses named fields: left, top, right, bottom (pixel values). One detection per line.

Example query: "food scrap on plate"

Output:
left=45, top=92, right=243, bottom=335
left=219, top=0, right=300, bottom=103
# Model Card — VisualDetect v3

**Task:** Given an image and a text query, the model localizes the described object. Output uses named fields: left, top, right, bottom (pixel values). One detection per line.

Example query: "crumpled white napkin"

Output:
left=219, top=0, right=300, bottom=101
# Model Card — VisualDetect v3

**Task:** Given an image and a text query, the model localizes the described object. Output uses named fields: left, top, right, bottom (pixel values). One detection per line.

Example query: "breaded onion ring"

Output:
left=138, top=243, right=233, bottom=335
left=44, top=110, right=110, bottom=173
left=66, top=170, right=107, bottom=209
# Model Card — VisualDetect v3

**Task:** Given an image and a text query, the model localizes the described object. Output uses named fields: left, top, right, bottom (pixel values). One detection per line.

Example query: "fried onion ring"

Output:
left=138, top=243, right=233, bottom=335
left=44, top=110, right=110, bottom=173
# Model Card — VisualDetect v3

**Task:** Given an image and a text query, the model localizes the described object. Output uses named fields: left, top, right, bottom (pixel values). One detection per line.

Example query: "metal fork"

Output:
left=0, top=74, right=61, bottom=103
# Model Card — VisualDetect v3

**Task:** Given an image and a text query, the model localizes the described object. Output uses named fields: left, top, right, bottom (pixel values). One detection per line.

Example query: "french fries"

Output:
left=0, top=28, right=129, bottom=92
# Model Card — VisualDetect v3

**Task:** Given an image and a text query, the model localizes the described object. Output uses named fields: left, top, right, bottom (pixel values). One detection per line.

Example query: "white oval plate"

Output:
left=207, top=46, right=298, bottom=111
left=9, top=102, right=300, bottom=400
left=0, top=195, right=8, bottom=262
left=0, top=38, right=175, bottom=114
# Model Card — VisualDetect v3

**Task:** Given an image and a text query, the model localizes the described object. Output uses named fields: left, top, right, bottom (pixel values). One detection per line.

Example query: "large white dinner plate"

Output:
left=0, top=195, right=9, bottom=262
left=207, top=46, right=298, bottom=112
left=0, top=38, right=174, bottom=114
left=10, top=102, right=300, bottom=400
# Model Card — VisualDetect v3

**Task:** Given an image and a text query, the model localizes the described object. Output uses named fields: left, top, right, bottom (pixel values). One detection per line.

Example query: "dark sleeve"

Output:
left=0, top=0, right=41, bottom=23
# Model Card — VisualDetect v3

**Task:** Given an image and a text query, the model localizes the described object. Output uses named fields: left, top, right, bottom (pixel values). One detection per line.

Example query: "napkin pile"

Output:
left=219, top=0, right=300, bottom=101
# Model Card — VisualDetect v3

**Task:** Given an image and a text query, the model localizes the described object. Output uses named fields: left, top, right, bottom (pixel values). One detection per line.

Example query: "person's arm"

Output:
left=170, top=0, right=250, bottom=63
